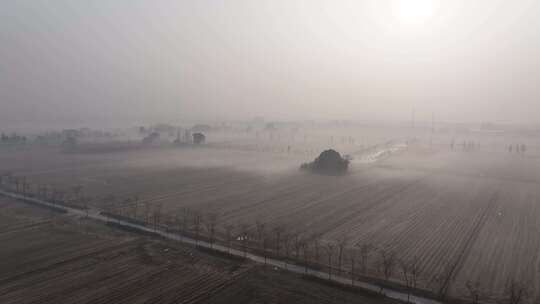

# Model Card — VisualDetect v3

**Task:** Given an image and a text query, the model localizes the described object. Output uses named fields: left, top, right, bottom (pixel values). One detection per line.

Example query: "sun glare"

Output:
left=392, top=0, right=439, bottom=26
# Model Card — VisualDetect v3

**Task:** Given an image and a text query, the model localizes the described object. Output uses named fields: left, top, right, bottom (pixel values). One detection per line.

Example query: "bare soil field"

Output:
left=2, top=137, right=540, bottom=301
left=0, top=197, right=397, bottom=304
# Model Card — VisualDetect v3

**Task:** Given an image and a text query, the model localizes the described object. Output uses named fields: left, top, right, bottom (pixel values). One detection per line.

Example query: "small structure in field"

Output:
left=142, top=132, right=160, bottom=145
left=192, top=133, right=206, bottom=144
left=300, top=149, right=350, bottom=175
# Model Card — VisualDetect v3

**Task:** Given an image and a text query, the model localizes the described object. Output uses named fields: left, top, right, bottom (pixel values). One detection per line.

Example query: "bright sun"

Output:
left=392, top=0, right=439, bottom=26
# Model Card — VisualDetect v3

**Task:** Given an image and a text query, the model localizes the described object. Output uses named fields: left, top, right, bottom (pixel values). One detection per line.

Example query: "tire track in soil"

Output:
left=310, top=172, right=434, bottom=238
left=183, top=267, right=254, bottom=304
left=0, top=220, right=52, bottom=236
left=0, top=239, right=138, bottom=288
left=438, top=187, right=500, bottom=296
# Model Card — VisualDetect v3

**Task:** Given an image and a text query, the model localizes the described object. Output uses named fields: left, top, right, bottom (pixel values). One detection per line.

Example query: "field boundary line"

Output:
left=438, top=190, right=499, bottom=296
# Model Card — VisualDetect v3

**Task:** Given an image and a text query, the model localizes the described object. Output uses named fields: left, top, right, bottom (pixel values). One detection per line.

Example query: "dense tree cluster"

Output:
left=508, top=144, right=527, bottom=154
left=301, top=149, right=350, bottom=174
left=1, top=133, right=27, bottom=145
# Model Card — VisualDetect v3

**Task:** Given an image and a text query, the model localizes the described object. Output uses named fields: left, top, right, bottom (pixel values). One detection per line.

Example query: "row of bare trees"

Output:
left=118, top=207, right=530, bottom=304
left=102, top=202, right=429, bottom=299
left=0, top=172, right=30, bottom=196
left=0, top=172, right=91, bottom=214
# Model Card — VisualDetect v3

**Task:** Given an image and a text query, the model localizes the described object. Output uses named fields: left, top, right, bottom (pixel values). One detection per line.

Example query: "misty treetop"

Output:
left=300, top=149, right=350, bottom=175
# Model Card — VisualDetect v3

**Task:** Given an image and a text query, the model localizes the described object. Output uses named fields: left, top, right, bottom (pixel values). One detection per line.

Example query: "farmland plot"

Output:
left=0, top=198, right=399, bottom=304
left=2, top=142, right=540, bottom=300
left=451, top=181, right=540, bottom=300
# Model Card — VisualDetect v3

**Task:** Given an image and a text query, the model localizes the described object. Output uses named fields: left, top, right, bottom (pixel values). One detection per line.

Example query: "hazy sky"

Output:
left=1, top=0, right=540, bottom=128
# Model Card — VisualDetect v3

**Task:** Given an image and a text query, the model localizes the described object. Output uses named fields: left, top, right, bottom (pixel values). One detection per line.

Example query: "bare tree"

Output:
left=292, top=232, right=303, bottom=260
left=255, top=221, right=266, bottom=242
left=101, top=193, right=116, bottom=206
left=21, top=176, right=28, bottom=197
left=193, top=212, right=202, bottom=246
left=255, top=220, right=267, bottom=255
left=350, top=247, right=359, bottom=286
left=181, top=207, right=191, bottom=240
left=272, top=226, right=284, bottom=257
left=133, top=195, right=139, bottom=221
left=400, top=259, right=413, bottom=302
left=301, top=240, right=310, bottom=273
left=312, top=234, right=322, bottom=263
left=80, top=196, right=90, bottom=218
left=153, top=203, right=162, bottom=230
left=1, top=171, right=13, bottom=189
left=324, top=242, right=335, bottom=280
left=464, top=280, right=483, bottom=304
left=119, top=198, right=130, bottom=218
left=431, top=261, right=453, bottom=300
left=281, top=233, right=291, bottom=268
left=53, top=189, right=66, bottom=206
left=359, top=243, right=373, bottom=275
left=13, top=177, right=20, bottom=194
left=205, top=213, right=218, bottom=248
left=240, top=223, right=250, bottom=257
left=39, top=184, right=49, bottom=200
left=175, top=212, right=181, bottom=236
left=13, top=176, right=20, bottom=193
left=101, top=195, right=112, bottom=221
left=337, top=234, right=349, bottom=274
left=504, top=279, right=528, bottom=304
left=407, top=257, right=421, bottom=291
left=378, top=249, right=396, bottom=290
left=224, top=224, right=235, bottom=254
left=4, top=174, right=11, bottom=190
left=71, top=185, right=83, bottom=205
left=51, top=188, right=58, bottom=204
left=144, top=202, right=151, bottom=225
left=44, top=185, right=50, bottom=200
left=107, top=201, right=117, bottom=222
left=261, top=232, right=270, bottom=265
left=36, top=184, right=43, bottom=199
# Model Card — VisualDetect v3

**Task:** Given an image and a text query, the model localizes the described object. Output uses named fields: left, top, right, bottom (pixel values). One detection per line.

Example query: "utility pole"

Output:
left=411, top=107, right=416, bottom=129
left=431, top=111, right=435, bottom=134
left=431, top=111, right=435, bottom=148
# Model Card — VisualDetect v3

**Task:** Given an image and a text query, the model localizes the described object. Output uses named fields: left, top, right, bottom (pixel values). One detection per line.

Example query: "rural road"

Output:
left=1, top=190, right=441, bottom=304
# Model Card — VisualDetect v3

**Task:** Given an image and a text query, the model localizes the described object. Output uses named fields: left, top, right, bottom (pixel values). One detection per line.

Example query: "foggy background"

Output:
left=1, top=0, right=540, bottom=129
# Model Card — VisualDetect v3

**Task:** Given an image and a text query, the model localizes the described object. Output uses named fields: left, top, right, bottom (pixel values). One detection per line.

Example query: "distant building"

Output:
left=191, top=124, right=214, bottom=133
left=62, top=129, right=82, bottom=139
left=192, top=133, right=206, bottom=144
left=142, top=132, right=160, bottom=145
